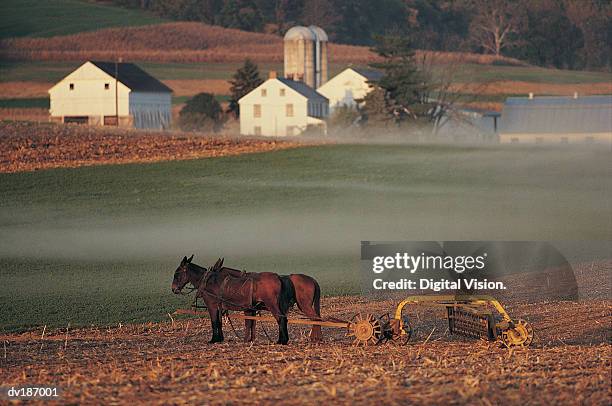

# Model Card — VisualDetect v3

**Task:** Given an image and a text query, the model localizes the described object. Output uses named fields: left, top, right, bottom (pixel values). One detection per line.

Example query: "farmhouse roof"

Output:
left=500, top=95, right=612, bottom=134
left=90, top=61, right=172, bottom=93
left=350, top=68, right=384, bottom=82
left=277, top=78, right=328, bottom=102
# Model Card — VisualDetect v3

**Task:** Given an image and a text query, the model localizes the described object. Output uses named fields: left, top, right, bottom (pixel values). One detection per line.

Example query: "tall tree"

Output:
left=228, top=59, right=264, bottom=118
left=369, top=31, right=428, bottom=117
left=363, top=31, right=467, bottom=135
left=467, top=0, right=524, bottom=56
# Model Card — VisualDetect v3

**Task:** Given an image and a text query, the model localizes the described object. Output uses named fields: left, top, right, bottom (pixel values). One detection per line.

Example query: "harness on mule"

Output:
left=194, top=261, right=263, bottom=314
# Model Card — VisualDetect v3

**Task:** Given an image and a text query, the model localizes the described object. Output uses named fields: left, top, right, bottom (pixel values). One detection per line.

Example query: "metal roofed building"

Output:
left=49, top=61, right=172, bottom=129
left=499, top=95, right=612, bottom=145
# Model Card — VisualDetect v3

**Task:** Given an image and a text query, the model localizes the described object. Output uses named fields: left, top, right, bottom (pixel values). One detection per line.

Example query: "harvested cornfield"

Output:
left=0, top=295, right=609, bottom=405
left=0, top=22, right=525, bottom=66
left=0, top=121, right=307, bottom=173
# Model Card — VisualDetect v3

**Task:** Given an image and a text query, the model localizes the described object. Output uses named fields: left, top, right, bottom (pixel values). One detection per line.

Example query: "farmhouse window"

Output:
left=63, top=116, right=87, bottom=124
left=104, top=116, right=118, bottom=126
left=254, top=126, right=261, bottom=136
left=104, top=83, right=110, bottom=90
left=286, top=104, right=294, bottom=117
left=280, top=89, right=285, bottom=96
left=69, top=83, right=74, bottom=90
left=254, top=104, right=261, bottom=118
left=261, top=89, right=267, bottom=97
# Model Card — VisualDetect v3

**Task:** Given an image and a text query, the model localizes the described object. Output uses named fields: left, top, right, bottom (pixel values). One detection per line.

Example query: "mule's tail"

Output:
left=280, top=275, right=296, bottom=315
left=312, top=278, right=321, bottom=318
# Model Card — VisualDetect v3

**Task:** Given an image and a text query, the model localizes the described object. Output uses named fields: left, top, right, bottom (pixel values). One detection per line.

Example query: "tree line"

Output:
left=109, top=0, right=610, bottom=70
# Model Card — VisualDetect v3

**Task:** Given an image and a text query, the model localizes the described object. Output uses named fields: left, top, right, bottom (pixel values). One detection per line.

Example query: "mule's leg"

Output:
left=268, top=303, right=289, bottom=345
left=244, top=310, right=256, bottom=342
left=216, top=309, right=224, bottom=342
left=295, top=283, right=322, bottom=342
left=309, top=291, right=322, bottom=342
left=277, top=315, right=289, bottom=345
left=208, top=307, right=224, bottom=343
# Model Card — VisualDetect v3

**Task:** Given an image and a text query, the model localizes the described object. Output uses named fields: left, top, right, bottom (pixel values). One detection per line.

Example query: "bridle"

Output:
left=174, top=263, right=208, bottom=295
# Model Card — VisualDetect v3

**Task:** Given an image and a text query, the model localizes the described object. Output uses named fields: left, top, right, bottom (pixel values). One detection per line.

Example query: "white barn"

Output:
left=317, top=67, right=382, bottom=114
left=239, top=73, right=328, bottom=137
left=49, top=61, right=172, bottom=130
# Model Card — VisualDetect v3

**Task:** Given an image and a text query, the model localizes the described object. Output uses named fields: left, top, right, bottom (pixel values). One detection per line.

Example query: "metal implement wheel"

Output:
left=347, top=313, right=384, bottom=346
left=398, top=315, right=413, bottom=345
left=391, top=304, right=413, bottom=345
left=500, top=319, right=534, bottom=347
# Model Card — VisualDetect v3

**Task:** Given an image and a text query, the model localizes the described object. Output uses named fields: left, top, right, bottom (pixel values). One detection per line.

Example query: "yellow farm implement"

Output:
left=347, top=295, right=534, bottom=347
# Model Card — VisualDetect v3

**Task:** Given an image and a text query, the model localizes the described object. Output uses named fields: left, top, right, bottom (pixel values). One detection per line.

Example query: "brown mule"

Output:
left=211, top=259, right=322, bottom=342
left=172, top=256, right=292, bottom=344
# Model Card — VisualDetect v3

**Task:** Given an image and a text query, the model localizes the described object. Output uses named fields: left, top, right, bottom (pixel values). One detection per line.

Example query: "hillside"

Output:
left=0, top=21, right=524, bottom=65
left=0, top=0, right=164, bottom=38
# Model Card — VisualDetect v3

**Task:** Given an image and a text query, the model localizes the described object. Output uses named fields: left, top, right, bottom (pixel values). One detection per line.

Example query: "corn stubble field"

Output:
left=0, top=22, right=527, bottom=66
left=0, top=121, right=304, bottom=173
left=0, top=262, right=610, bottom=405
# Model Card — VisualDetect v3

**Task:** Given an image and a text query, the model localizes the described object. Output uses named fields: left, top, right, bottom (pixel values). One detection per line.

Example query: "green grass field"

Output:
left=2, top=60, right=610, bottom=85
left=0, top=144, right=610, bottom=332
left=0, top=0, right=164, bottom=38
left=451, top=64, right=612, bottom=84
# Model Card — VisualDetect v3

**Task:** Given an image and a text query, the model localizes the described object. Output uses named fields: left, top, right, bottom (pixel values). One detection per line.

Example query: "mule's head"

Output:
left=172, top=254, right=194, bottom=294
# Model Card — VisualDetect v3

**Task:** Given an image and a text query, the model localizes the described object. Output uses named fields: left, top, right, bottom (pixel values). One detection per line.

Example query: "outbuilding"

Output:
left=499, top=95, right=612, bottom=145
left=238, top=73, right=328, bottom=137
left=49, top=61, right=172, bottom=130
left=317, top=67, right=382, bottom=114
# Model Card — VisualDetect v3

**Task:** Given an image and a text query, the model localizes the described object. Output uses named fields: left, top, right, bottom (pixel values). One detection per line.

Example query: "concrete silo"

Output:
left=283, top=25, right=328, bottom=89
left=308, top=25, right=328, bottom=88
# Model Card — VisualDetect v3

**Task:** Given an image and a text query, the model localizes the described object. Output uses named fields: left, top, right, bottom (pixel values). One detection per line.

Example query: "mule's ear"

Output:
left=182, top=256, right=188, bottom=264
left=187, top=254, right=194, bottom=263
left=220, top=258, right=224, bottom=267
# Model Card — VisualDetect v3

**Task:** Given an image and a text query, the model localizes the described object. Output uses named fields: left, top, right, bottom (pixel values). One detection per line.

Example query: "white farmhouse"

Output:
left=317, top=67, right=382, bottom=114
left=239, top=73, right=328, bottom=137
left=49, top=61, right=172, bottom=130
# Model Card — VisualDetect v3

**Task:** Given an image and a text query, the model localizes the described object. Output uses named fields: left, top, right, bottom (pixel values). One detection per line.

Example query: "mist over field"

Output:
left=0, top=143, right=610, bottom=331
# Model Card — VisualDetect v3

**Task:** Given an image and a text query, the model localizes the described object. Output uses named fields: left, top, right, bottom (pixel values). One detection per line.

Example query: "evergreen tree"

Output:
left=228, top=59, right=264, bottom=118
left=368, top=31, right=429, bottom=124
left=357, top=87, right=395, bottom=129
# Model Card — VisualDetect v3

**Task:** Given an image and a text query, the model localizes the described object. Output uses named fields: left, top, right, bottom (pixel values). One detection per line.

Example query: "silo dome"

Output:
left=284, top=26, right=315, bottom=41
left=308, top=26, right=328, bottom=42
